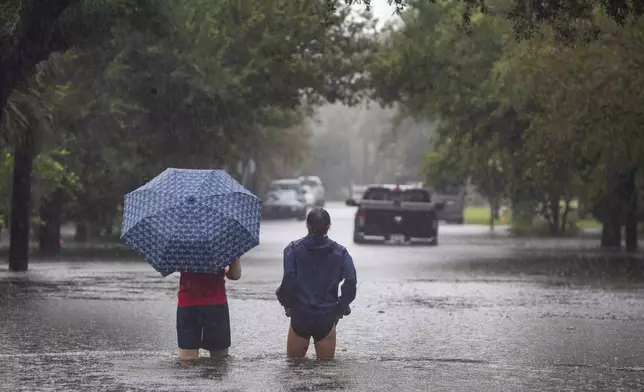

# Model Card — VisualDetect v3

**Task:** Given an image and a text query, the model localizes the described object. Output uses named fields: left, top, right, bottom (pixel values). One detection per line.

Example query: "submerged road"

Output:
left=1, top=203, right=644, bottom=391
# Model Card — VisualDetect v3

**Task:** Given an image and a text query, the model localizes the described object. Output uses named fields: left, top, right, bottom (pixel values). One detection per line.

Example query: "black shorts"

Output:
left=176, top=304, right=231, bottom=351
left=290, top=314, right=338, bottom=343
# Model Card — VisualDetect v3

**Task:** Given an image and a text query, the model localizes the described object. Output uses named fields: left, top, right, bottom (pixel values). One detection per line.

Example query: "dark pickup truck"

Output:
left=345, top=184, right=444, bottom=245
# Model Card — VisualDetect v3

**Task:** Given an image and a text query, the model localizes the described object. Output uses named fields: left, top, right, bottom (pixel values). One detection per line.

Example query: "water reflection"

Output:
left=278, top=358, right=355, bottom=391
left=2, top=216, right=644, bottom=391
left=198, top=357, right=230, bottom=381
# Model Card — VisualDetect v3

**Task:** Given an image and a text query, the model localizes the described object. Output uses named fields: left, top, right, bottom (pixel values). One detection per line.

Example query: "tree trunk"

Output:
left=600, top=172, right=623, bottom=249
left=577, top=201, right=586, bottom=219
left=625, top=169, right=638, bottom=252
left=0, top=85, right=9, bottom=132
left=9, top=132, right=35, bottom=271
left=38, top=188, right=64, bottom=256
left=488, top=197, right=496, bottom=231
left=561, top=197, right=572, bottom=235
left=75, top=222, right=88, bottom=243
left=89, top=224, right=101, bottom=241
left=104, top=220, right=114, bottom=238
left=625, top=214, right=637, bottom=252
left=600, top=191, right=622, bottom=249
left=495, top=196, right=502, bottom=222
left=510, top=189, right=534, bottom=228
left=601, top=220, right=621, bottom=248
left=540, top=195, right=556, bottom=235
left=549, top=194, right=561, bottom=235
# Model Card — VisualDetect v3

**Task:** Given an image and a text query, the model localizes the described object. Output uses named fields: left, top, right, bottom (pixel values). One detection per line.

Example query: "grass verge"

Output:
left=464, top=206, right=604, bottom=233
left=575, top=219, right=602, bottom=230
left=464, top=206, right=504, bottom=226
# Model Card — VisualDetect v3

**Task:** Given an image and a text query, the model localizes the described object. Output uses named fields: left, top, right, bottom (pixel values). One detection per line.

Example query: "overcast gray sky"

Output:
left=353, top=0, right=400, bottom=28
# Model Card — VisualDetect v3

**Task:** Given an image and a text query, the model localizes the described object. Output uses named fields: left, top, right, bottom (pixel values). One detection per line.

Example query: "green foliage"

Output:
left=0, top=1, right=170, bottom=134
left=0, top=147, right=80, bottom=227
left=509, top=216, right=583, bottom=237
left=34, top=149, right=80, bottom=201
left=0, top=0, right=374, bottom=244
left=369, top=1, right=512, bottom=205
left=347, top=0, right=644, bottom=40
left=367, top=1, right=644, bottom=238
left=500, top=18, right=644, bottom=219
left=421, top=137, right=469, bottom=192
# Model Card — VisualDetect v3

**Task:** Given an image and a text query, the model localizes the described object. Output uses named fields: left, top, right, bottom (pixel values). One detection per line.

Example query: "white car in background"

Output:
left=301, top=185, right=316, bottom=207
left=298, top=176, right=325, bottom=207
left=262, top=180, right=308, bottom=220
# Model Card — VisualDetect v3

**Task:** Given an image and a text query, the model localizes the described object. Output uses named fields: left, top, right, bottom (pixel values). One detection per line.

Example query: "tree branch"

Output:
left=0, top=0, right=80, bottom=126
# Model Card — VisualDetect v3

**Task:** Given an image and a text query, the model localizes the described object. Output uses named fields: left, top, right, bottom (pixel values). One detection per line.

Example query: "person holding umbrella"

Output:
left=175, top=258, right=242, bottom=360
left=120, top=168, right=262, bottom=360
left=276, top=208, right=357, bottom=360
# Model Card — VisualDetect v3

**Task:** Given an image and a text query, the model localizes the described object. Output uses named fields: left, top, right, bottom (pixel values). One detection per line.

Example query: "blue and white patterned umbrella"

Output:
left=120, top=168, right=262, bottom=276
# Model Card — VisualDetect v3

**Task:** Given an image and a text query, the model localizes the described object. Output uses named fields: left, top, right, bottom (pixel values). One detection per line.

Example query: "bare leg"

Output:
left=314, top=325, right=336, bottom=361
left=287, top=326, right=310, bottom=358
left=209, top=348, right=229, bottom=359
left=178, top=349, right=199, bottom=360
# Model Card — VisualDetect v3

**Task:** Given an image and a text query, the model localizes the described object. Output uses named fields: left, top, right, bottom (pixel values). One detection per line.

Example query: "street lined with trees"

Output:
left=363, top=0, right=644, bottom=251
left=1, top=0, right=643, bottom=272
left=0, top=0, right=373, bottom=270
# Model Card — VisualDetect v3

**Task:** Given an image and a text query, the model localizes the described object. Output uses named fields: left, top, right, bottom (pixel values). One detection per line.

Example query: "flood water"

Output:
left=1, top=203, right=644, bottom=391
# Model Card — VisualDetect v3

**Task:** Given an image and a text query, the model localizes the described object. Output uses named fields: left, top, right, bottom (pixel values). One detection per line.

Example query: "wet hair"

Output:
left=306, top=208, right=331, bottom=235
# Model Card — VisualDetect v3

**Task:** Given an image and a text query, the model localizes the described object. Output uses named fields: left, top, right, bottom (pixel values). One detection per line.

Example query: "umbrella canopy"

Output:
left=120, top=168, right=262, bottom=276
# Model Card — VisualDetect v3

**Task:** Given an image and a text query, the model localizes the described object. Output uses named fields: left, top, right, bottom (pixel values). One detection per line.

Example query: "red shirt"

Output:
left=177, top=271, right=227, bottom=307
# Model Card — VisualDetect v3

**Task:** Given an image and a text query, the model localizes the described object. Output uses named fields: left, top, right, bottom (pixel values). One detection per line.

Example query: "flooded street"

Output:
left=1, top=203, right=644, bottom=391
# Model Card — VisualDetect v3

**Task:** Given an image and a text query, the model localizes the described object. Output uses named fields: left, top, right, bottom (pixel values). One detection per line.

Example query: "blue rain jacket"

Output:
left=276, top=234, right=357, bottom=319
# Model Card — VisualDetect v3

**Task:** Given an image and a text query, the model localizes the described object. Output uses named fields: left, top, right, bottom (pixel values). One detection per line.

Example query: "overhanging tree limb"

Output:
left=0, top=0, right=80, bottom=127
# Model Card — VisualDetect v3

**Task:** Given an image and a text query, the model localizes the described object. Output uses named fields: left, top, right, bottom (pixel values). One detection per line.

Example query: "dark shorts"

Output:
left=176, top=304, right=231, bottom=351
left=290, top=314, right=338, bottom=343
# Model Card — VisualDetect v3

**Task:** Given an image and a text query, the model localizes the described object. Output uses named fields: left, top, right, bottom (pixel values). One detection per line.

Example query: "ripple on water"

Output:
left=1, top=351, right=644, bottom=392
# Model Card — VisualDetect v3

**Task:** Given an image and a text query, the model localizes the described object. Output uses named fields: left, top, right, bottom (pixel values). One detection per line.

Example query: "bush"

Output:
left=509, top=218, right=581, bottom=237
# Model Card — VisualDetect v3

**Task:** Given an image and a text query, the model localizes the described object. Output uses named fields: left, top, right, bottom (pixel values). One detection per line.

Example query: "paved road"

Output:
left=1, top=203, right=643, bottom=391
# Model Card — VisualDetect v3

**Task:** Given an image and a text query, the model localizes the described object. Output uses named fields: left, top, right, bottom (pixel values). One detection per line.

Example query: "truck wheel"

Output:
left=297, top=210, right=307, bottom=221
left=429, top=237, right=438, bottom=246
left=353, top=233, right=366, bottom=244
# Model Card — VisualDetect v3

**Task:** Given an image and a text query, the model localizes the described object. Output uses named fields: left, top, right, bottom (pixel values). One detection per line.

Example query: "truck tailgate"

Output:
left=359, top=201, right=438, bottom=237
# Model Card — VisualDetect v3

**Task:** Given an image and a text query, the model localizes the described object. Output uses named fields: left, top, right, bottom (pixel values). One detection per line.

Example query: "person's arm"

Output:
left=276, top=244, right=296, bottom=310
left=337, top=250, right=357, bottom=314
left=225, top=258, right=242, bottom=280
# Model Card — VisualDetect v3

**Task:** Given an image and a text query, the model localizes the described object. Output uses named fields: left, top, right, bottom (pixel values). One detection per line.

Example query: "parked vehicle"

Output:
left=298, top=176, right=325, bottom=207
left=429, top=184, right=466, bottom=224
left=268, top=178, right=305, bottom=194
left=395, top=178, right=465, bottom=224
left=262, top=179, right=308, bottom=220
left=349, top=182, right=368, bottom=204
left=346, top=184, right=444, bottom=245
left=301, top=184, right=316, bottom=207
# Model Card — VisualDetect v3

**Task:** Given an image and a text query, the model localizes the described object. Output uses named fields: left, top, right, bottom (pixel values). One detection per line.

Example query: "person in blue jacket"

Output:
left=276, top=207, right=357, bottom=360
